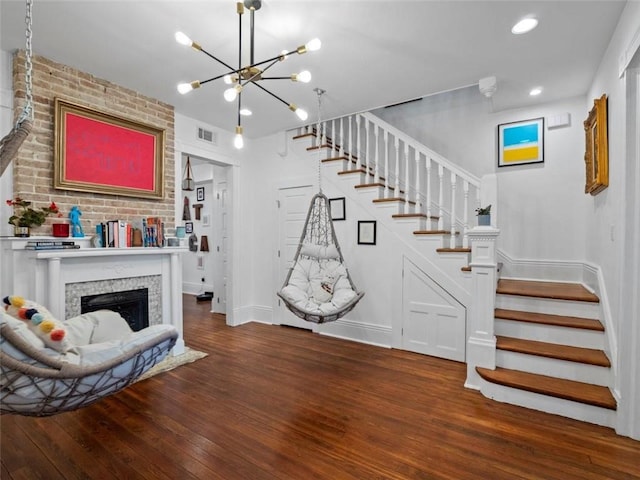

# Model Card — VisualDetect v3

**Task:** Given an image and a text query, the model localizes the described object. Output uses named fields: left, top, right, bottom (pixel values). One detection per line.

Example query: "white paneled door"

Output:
left=212, top=173, right=228, bottom=314
left=401, top=256, right=466, bottom=362
left=276, top=184, right=315, bottom=330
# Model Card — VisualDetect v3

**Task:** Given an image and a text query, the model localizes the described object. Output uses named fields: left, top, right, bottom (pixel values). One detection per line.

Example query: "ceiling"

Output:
left=0, top=1, right=626, bottom=139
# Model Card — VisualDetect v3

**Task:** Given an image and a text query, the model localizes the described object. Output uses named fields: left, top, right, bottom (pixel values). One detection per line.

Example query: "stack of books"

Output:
left=24, top=240, right=80, bottom=250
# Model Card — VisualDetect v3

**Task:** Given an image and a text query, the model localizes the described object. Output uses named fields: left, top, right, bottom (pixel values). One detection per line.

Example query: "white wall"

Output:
left=585, top=1, right=640, bottom=440
left=1, top=50, right=14, bottom=236
left=372, top=88, right=591, bottom=264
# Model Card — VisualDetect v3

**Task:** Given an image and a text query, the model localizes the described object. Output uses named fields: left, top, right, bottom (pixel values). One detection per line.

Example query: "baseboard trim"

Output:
left=318, top=318, right=392, bottom=348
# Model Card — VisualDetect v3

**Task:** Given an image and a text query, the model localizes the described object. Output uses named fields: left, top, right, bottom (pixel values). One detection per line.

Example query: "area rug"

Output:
left=136, top=347, right=208, bottom=382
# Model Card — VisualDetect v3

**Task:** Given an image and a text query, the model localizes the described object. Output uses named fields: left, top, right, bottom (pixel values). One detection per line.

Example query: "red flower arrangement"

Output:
left=6, top=197, right=62, bottom=228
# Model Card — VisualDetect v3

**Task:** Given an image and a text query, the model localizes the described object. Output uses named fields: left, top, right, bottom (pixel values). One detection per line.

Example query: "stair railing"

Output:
left=305, top=112, right=487, bottom=248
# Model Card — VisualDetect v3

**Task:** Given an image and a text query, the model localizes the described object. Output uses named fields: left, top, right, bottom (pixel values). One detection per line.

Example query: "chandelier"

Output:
left=175, top=0, right=321, bottom=149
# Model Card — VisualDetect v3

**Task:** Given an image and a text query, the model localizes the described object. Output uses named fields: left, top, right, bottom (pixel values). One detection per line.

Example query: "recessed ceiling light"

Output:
left=529, top=87, right=543, bottom=96
left=240, top=108, right=252, bottom=116
left=512, top=17, right=538, bottom=35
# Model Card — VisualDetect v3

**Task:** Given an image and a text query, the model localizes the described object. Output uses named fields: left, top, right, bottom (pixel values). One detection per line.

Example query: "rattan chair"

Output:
left=1, top=310, right=177, bottom=416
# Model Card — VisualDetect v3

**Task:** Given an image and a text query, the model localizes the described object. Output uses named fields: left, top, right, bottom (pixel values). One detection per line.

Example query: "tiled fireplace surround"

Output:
left=0, top=237, right=186, bottom=356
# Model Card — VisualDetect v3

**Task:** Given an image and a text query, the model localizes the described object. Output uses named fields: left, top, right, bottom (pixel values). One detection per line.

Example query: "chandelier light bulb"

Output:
left=295, top=70, right=312, bottom=83
left=295, top=108, right=308, bottom=121
left=234, top=126, right=244, bottom=149
left=305, top=38, right=321, bottom=52
left=224, top=85, right=242, bottom=102
left=239, top=108, right=252, bottom=116
left=175, top=31, right=192, bottom=46
left=177, top=83, right=193, bottom=94
left=223, top=74, right=234, bottom=85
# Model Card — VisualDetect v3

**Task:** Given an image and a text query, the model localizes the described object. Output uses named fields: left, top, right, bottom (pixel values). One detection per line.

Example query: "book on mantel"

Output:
left=24, top=240, right=79, bottom=250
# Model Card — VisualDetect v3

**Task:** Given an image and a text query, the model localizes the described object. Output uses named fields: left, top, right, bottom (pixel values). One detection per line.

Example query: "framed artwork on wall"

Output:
left=358, top=220, right=376, bottom=245
left=497, top=117, right=544, bottom=167
left=584, top=94, right=609, bottom=195
left=54, top=98, right=165, bottom=199
left=329, top=197, right=346, bottom=221
left=196, top=186, right=205, bottom=202
left=185, top=221, right=194, bottom=234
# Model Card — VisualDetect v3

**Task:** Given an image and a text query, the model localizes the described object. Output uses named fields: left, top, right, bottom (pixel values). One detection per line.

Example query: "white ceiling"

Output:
left=0, top=0, right=627, bottom=139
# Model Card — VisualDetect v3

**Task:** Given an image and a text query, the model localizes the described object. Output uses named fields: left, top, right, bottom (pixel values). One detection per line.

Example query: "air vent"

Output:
left=197, top=127, right=217, bottom=145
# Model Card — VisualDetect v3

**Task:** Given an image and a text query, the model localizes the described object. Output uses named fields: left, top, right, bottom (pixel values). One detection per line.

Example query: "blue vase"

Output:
left=478, top=215, right=491, bottom=226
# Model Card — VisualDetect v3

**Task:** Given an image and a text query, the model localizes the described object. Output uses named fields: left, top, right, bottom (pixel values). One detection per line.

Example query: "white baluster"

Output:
left=438, top=165, right=444, bottom=230
left=339, top=118, right=344, bottom=158
left=356, top=115, right=362, bottom=170
left=426, top=157, right=432, bottom=230
left=384, top=131, right=390, bottom=198
left=462, top=180, right=470, bottom=248
left=374, top=125, right=380, bottom=184
left=414, top=150, right=421, bottom=214
left=364, top=117, right=370, bottom=182
left=449, top=172, right=457, bottom=248
left=394, top=137, right=400, bottom=198
left=348, top=115, right=353, bottom=165
left=404, top=143, right=410, bottom=212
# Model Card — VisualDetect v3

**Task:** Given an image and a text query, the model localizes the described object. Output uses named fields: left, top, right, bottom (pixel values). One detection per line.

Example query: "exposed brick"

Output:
left=9, top=51, right=176, bottom=232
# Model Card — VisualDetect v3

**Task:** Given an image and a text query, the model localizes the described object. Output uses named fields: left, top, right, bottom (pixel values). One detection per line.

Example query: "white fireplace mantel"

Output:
left=1, top=237, right=187, bottom=355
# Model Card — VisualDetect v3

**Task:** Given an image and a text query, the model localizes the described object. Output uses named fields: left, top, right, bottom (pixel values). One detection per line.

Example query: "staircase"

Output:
left=478, top=279, right=616, bottom=426
left=291, top=113, right=616, bottom=428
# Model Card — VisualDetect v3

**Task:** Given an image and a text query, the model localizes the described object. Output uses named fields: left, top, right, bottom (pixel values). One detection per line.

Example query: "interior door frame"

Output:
left=272, top=176, right=317, bottom=329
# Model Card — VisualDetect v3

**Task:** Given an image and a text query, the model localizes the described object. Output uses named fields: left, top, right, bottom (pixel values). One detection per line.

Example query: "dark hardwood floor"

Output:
left=1, top=295, right=638, bottom=479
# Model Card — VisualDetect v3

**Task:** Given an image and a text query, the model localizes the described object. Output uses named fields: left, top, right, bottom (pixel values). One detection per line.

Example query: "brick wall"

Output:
left=10, top=50, right=175, bottom=236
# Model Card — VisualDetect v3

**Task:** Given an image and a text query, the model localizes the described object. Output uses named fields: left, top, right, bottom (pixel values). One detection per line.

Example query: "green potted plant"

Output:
left=6, top=197, right=61, bottom=237
left=475, top=204, right=491, bottom=226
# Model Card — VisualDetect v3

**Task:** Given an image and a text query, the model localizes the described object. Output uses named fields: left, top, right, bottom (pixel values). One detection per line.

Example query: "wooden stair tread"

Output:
left=497, top=279, right=599, bottom=303
left=413, top=230, right=450, bottom=235
left=496, top=336, right=610, bottom=367
left=392, top=212, right=426, bottom=218
left=355, top=182, right=385, bottom=189
left=495, top=308, right=604, bottom=331
left=436, top=247, right=471, bottom=253
left=322, top=156, right=349, bottom=163
left=461, top=266, right=471, bottom=272
left=338, top=168, right=367, bottom=175
left=292, top=132, right=316, bottom=140
left=476, top=367, right=616, bottom=410
left=373, top=197, right=405, bottom=204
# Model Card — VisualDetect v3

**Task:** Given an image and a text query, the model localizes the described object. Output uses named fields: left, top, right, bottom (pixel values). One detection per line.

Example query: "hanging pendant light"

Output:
left=182, top=156, right=195, bottom=191
left=174, top=0, right=321, bottom=149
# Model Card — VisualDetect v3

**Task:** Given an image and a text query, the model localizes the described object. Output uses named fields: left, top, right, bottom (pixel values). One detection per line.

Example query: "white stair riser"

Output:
left=496, top=295, right=600, bottom=319
left=496, top=350, right=610, bottom=386
left=355, top=186, right=384, bottom=203
left=495, top=319, right=605, bottom=349
left=321, top=160, right=348, bottom=176
left=479, top=380, right=615, bottom=428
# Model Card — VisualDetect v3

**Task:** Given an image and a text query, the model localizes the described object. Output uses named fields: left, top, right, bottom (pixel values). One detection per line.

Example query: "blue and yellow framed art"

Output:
left=497, top=117, right=544, bottom=167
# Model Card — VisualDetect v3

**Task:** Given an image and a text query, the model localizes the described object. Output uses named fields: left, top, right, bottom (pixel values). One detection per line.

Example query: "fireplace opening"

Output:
left=81, top=288, right=149, bottom=331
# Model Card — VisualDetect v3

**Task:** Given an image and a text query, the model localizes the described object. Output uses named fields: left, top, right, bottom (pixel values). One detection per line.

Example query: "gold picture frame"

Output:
left=584, top=94, right=608, bottom=195
left=54, top=98, right=165, bottom=199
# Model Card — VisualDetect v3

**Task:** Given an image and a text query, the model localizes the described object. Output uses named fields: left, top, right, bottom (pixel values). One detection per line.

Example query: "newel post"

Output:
left=465, top=227, right=500, bottom=390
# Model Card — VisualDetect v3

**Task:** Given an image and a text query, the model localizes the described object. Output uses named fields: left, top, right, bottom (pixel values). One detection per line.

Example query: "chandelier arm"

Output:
left=251, top=81, right=290, bottom=108
left=198, top=47, right=236, bottom=72
left=237, top=58, right=280, bottom=87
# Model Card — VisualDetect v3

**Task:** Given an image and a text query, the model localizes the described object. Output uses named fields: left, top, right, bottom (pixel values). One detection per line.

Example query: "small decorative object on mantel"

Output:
left=475, top=205, right=491, bottom=226
left=68, top=206, right=85, bottom=237
left=6, top=197, right=62, bottom=237
left=182, top=156, right=195, bottom=191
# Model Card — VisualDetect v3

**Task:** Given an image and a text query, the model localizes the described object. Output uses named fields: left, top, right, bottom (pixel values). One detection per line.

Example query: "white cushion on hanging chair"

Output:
left=300, top=244, right=340, bottom=260
left=280, top=258, right=357, bottom=314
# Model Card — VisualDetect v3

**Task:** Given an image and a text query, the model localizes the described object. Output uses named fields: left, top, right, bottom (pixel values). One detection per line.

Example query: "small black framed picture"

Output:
left=357, top=220, right=376, bottom=245
left=329, top=197, right=346, bottom=221
left=185, top=221, right=194, bottom=234
left=196, top=186, right=205, bottom=202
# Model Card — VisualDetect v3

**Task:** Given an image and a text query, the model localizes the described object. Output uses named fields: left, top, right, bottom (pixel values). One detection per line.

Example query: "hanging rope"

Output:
left=0, top=0, right=34, bottom=176
left=314, top=88, right=326, bottom=194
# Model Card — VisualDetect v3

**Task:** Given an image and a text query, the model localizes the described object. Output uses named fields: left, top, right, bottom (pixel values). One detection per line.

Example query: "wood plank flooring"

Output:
left=1, top=295, right=638, bottom=479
